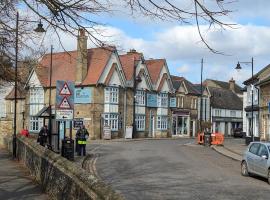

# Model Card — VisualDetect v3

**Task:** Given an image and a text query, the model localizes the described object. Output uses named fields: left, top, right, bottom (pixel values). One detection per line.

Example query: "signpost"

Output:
left=56, top=80, right=74, bottom=120
left=55, top=80, right=75, bottom=161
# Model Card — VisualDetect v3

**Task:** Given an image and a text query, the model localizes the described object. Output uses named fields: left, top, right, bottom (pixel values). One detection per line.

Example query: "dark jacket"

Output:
left=76, top=128, right=89, bottom=141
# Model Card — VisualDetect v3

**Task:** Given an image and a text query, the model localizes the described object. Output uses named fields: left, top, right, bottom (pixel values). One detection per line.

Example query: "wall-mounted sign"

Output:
left=170, top=97, right=177, bottom=108
left=147, top=93, right=157, bottom=107
left=73, top=118, right=84, bottom=129
left=74, top=87, right=92, bottom=104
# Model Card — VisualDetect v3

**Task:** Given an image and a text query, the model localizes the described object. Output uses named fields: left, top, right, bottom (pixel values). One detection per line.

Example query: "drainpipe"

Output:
left=124, top=88, right=127, bottom=137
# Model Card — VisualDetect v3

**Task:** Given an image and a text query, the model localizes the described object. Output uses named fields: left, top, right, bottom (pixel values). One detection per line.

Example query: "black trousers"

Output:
left=78, top=144, right=86, bottom=156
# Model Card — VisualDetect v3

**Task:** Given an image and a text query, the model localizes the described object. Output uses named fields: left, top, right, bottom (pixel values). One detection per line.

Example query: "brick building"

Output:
left=23, top=29, right=174, bottom=141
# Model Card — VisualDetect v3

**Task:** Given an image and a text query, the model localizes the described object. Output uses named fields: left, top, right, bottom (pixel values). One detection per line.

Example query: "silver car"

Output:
left=241, top=142, right=270, bottom=184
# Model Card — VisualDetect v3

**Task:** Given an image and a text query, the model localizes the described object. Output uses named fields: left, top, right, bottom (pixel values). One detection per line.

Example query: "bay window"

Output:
left=104, top=87, right=119, bottom=104
left=135, top=90, right=145, bottom=106
left=157, top=116, right=168, bottom=130
left=158, top=93, right=168, bottom=107
left=104, top=113, right=119, bottom=131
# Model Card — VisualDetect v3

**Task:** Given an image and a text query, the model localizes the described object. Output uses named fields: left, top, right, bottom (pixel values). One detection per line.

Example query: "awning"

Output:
left=35, top=106, right=55, bottom=118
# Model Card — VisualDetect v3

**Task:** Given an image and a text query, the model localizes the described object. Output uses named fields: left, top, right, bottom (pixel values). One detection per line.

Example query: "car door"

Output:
left=247, top=143, right=260, bottom=172
left=254, top=144, right=269, bottom=177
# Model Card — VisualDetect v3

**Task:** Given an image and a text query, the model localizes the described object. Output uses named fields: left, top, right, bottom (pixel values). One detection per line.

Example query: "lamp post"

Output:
left=13, top=12, right=45, bottom=158
left=235, top=57, right=254, bottom=142
left=200, top=58, right=203, bottom=132
left=132, top=60, right=142, bottom=138
left=48, top=45, right=53, bottom=148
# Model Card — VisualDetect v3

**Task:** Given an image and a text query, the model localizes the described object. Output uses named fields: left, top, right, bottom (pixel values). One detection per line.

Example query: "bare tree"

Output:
left=0, top=0, right=234, bottom=82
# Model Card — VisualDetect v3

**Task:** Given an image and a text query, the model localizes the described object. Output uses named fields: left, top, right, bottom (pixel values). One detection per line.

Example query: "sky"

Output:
left=39, top=0, right=270, bottom=86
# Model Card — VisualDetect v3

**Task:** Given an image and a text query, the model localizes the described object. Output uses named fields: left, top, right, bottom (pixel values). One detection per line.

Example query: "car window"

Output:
left=257, top=144, right=268, bottom=157
left=249, top=143, right=260, bottom=155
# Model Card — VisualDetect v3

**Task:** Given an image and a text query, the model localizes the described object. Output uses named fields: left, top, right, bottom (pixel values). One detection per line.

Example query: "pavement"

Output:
left=0, top=148, right=47, bottom=200
left=212, top=138, right=246, bottom=161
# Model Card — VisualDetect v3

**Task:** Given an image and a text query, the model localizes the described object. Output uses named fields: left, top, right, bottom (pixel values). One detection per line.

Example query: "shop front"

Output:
left=172, top=110, right=190, bottom=137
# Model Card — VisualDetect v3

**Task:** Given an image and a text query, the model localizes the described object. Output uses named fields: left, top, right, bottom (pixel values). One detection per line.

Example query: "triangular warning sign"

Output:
left=59, top=82, right=71, bottom=96
left=59, top=97, right=71, bottom=109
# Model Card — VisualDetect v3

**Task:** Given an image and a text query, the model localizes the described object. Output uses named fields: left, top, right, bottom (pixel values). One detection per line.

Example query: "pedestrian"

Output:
left=20, top=126, right=29, bottom=137
left=38, top=125, right=48, bottom=146
left=76, top=125, right=89, bottom=156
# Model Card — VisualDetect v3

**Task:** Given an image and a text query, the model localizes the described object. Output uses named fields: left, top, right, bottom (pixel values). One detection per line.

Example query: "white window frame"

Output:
left=10, top=100, right=14, bottom=114
left=157, top=116, right=168, bottom=130
left=135, top=90, right=145, bottom=106
left=104, top=87, right=119, bottom=104
left=158, top=93, right=168, bottom=107
left=215, top=109, right=221, bottom=117
left=0, top=101, right=6, bottom=117
left=104, top=113, right=119, bottom=131
left=135, top=115, right=145, bottom=131
left=230, top=110, right=236, bottom=117
left=29, top=87, right=44, bottom=132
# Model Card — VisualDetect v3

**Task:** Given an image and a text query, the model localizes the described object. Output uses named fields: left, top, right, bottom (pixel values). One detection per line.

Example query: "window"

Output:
left=104, top=87, right=119, bottom=104
left=230, top=111, right=236, bottom=117
left=215, top=109, right=221, bottom=117
left=104, top=114, right=118, bottom=131
left=29, top=87, right=44, bottom=132
left=135, top=115, right=145, bottom=131
left=30, top=117, right=43, bottom=132
left=258, top=144, right=268, bottom=157
left=191, top=98, right=197, bottom=109
left=10, top=101, right=14, bottom=113
left=157, top=93, right=168, bottom=107
left=0, top=102, right=6, bottom=117
left=135, top=90, right=145, bottom=106
left=178, top=96, right=184, bottom=108
left=157, top=116, right=168, bottom=130
left=249, top=143, right=260, bottom=155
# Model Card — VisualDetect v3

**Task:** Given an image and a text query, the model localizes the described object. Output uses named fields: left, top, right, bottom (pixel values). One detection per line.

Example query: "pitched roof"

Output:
left=5, top=85, right=26, bottom=100
left=36, top=47, right=113, bottom=87
left=119, top=52, right=142, bottom=81
left=204, top=79, right=243, bottom=94
left=145, top=59, right=165, bottom=84
left=208, top=87, right=243, bottom=110
left=171, top=75, right=200, bottom=95
left=193, top=84, right=206, bottom=95
left=244, top=64, right=270, bottom=85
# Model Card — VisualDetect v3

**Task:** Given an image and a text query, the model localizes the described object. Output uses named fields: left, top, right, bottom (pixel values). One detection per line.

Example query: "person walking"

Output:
left=38, top=125, right=48, bottom=146
left=76, top=125, right=89, bottom=156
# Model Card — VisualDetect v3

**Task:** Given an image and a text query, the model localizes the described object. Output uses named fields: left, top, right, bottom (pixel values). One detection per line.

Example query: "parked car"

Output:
left=241, top=142, right=270, bottom=184
left=233, top=128, right=244, bottom=138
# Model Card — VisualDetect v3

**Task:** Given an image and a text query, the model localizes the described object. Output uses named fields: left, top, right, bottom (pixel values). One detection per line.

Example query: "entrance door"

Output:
left=149, top=115, right=155, bottom=138
left=177, top=116, right=189, bottom=136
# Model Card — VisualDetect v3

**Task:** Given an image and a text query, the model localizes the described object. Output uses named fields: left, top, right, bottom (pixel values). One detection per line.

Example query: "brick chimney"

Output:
left=229, top=78, right=235, bottom=92
left=76, top=28, right=88, bottom=84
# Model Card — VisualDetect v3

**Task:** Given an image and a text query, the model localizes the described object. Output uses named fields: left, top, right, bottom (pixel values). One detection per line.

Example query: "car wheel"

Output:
left=267, top=170, right=270, bottom=184
left=241, top=161, right=249, bottom=176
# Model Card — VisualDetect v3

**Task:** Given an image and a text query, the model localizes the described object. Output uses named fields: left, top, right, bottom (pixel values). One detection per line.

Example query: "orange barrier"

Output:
left=197, top=132, right=204, bottom=144
left=211, top=132, right=224, bottom=145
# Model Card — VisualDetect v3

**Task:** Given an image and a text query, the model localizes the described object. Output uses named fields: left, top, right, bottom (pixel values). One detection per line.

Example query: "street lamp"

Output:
left=132, top=60, right=142, bottom=138
left=13, top=12, right=46, bottom=158
left=235, top=57, right=254, bottom=142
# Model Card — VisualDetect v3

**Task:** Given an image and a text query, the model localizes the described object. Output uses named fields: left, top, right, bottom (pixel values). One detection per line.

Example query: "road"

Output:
left=87, top=139, right=270, bottom=200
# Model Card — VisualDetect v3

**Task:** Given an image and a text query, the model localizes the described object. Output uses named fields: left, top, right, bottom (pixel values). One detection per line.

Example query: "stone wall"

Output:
left=4, top=136, right=124, bottom=200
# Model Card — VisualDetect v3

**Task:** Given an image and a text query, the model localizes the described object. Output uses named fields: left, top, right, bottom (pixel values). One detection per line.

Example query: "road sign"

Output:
left=56, top=110, right=74, bottom=121
left=59, top=97, right=71, bottom=109
left=56, top=80, right=74, bottom=121
left=56, top=80, right=74, bottom=110
left=60, top=82, right=72, bottom=96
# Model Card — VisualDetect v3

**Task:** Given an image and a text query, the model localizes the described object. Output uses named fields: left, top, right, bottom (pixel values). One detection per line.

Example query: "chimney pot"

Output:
left=229, top=78, right=235, bottom=92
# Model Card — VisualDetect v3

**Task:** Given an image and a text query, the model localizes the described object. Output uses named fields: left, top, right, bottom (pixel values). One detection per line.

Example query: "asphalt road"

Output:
left=87, top=139, right=270, bottom=200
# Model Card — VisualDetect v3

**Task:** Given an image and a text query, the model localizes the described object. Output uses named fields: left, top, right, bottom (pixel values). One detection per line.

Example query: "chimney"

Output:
left=229, top=78, right=235, bottom=92
left=76, top=28, right=88, bottom=84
